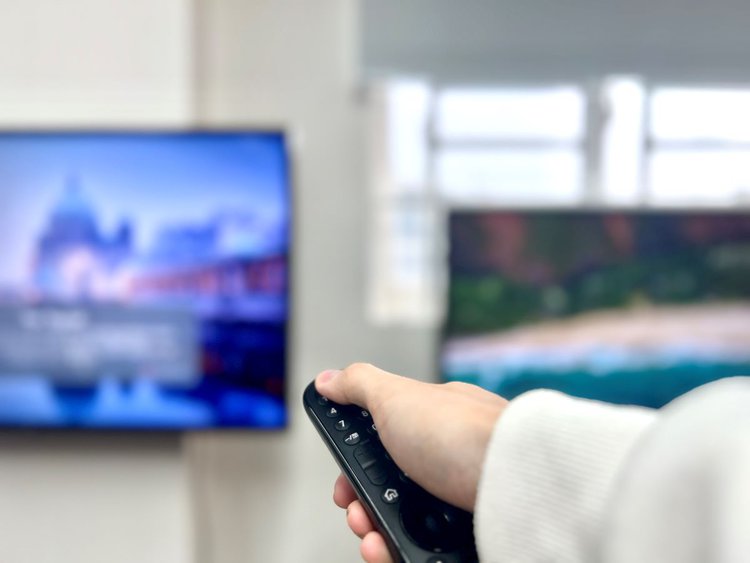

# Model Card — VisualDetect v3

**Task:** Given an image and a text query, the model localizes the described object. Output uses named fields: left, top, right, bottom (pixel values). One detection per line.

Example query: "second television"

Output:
left=0, top=131, right=291, bottom=430
left=442, top=209, right=750, bottom=408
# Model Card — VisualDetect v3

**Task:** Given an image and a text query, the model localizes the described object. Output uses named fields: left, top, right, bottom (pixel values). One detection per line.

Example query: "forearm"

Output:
left=474, top=390, right=656, bottom=563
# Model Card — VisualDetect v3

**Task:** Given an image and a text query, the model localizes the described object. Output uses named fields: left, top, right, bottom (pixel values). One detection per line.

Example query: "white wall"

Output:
left=0, top=435, right=191, bottom=563
left=0, top=0, right=193, bottom=124
left=190, top=1, right=434, bottom=561
left=0, top=1, right=194, bottom=563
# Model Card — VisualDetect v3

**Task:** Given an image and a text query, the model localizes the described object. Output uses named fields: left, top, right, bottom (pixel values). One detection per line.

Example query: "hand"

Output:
left=316, top=363, right=507, bottom=563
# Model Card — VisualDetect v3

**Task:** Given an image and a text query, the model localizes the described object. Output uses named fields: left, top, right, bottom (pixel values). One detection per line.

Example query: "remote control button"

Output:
left=344, top=432, right=361, bottom=445
left=367, top=423, right=378, bottom=435
left=382, top=487, right=400, bottom=504
left=400, top=493, right=474, bottom=553
left=358, top=409, right=370, bottom=419
left=354, top=443, right=378, bottom=470
left=427, top=558, right=448, bottom=563
left=325, top=406, right=339, bottom=418
left=334, top=419, right=350, bottom=431
left=364, top=463, right=388, bottom=485
left=316, top=394, right=329, bottom=405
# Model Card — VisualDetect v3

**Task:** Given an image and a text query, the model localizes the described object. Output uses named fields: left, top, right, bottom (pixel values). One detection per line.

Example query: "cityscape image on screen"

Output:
left=442, top=211, right=750, bottom=408
left=0, top=131, right=290, bottom=429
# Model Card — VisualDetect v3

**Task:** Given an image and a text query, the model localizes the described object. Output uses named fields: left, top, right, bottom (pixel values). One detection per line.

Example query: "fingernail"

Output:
left=318, top=369, right=342, bottom=384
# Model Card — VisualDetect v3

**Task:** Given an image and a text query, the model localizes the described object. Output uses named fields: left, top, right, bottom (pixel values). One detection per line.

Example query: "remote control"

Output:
left=303, top=381, right=478, bottom=563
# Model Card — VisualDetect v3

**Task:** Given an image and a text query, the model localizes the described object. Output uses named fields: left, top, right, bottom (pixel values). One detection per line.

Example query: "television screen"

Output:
left=442, top=210, right=750, bottom=408
left=0, top=131, right=289, bottom=429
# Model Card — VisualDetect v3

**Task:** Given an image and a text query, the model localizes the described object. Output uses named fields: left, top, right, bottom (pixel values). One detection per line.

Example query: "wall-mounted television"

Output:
left=0, top=131, right=290, bottom=430
left=441, top=210, right=750, bottom=408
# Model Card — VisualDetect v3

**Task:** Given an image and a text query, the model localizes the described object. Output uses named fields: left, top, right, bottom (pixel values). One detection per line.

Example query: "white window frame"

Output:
left=643, top=80, right=750, bottom=206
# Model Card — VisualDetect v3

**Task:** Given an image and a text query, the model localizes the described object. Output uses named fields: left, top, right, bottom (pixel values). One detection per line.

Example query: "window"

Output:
left=435, top=87, right=586, bottom=204
left=369, top=78, right=750, bottom=324
left=648, top=88, right=750, bottom=205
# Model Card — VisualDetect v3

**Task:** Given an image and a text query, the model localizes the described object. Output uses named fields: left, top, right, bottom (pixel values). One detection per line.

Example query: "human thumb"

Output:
left=315, top=363, right=393, bottom=410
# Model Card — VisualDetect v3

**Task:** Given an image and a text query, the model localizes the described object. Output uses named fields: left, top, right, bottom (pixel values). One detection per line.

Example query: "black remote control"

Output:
left=303, top=381, right=478, bottom=563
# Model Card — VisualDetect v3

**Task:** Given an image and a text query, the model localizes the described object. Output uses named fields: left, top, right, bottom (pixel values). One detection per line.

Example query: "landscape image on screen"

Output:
left=442, top=211, right=750, bottom=408
left=0, top=132, right=289, bottom=429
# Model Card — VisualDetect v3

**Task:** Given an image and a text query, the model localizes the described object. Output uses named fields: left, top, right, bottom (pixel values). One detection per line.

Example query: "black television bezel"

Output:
left=0, top=127, right=295, bottom=434
left=435, top=204, right=750, bottom=384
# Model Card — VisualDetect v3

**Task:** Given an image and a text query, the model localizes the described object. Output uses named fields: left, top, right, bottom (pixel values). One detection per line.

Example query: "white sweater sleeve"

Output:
left=474, top=377, right=750, bottom=563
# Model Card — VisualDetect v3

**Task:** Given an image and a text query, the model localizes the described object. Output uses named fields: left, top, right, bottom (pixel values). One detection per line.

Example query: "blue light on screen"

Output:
left=0, top=131, right=290, bottom=430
